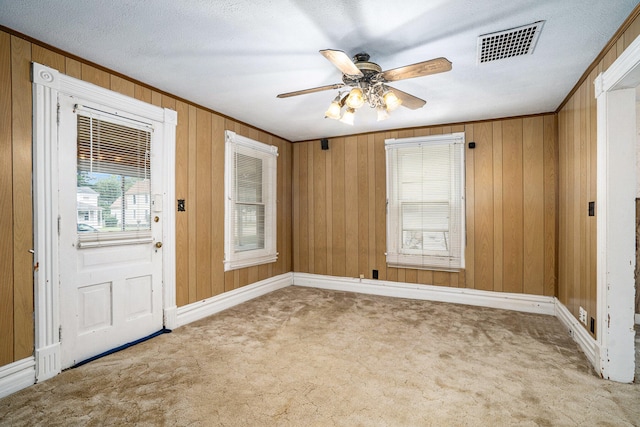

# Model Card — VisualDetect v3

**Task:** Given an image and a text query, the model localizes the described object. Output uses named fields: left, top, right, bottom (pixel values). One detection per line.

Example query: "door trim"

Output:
left=593, top=34, right=640, bottom=382
left=31, top=62, right=177, bottom=382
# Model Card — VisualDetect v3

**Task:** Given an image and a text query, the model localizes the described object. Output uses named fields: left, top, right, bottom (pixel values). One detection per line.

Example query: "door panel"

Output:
left=58, top=94, right=163, bottom=369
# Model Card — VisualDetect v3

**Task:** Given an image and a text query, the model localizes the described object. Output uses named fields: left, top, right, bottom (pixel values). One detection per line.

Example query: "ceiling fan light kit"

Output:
left=278, top=49, right=452, bottom=125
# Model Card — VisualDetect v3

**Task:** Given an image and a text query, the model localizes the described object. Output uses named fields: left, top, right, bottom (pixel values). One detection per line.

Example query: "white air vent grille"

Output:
left=478, top=21, right=544, bottom=63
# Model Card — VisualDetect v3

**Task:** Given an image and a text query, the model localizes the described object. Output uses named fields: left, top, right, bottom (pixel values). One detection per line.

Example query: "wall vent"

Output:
left=478, top=21, right=544, bottom=64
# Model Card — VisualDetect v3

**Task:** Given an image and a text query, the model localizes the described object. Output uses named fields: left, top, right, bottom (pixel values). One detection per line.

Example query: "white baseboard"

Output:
left=164, top=306, right=178, bottom=330
left=35, top=342, right=61, bottom=383
left=292, top=273, right=556, bottom=316
left=0, top=357, right=35, bottom=399
left=176, top=272, right=293, bottom=327
left=554, top=299, right=599, bottom=370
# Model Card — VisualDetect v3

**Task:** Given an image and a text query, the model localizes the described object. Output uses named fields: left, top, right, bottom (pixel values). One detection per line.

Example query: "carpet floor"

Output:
left=1, top=286, right=639, bottom=426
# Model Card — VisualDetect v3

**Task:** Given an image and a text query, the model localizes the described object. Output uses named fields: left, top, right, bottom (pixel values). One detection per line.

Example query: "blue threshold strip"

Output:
left=72, top=328, right=172, bottom=369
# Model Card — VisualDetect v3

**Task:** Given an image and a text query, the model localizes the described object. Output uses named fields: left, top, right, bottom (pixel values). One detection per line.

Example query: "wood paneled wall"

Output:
left=0, top=29, right=292, bottom=366
left=557, top=9, right=640, bottom=338
left=292, top=115, right=557, bottom=296
left=0, top=32, right=33, bottom=367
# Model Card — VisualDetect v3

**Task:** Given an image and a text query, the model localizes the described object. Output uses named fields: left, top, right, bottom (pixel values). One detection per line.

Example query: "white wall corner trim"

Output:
left=594, top=34, right=640, bottom=383
left=554, top=299, right=599, bottom=371
left=0, top=357, right=36, bottom=399
left=292, top=273, right=556, bottom=316
left=175, top=273, right=293, bottom=328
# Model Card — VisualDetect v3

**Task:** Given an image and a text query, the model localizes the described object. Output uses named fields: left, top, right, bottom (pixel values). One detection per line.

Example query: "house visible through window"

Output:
left=224, top=130, right=278, bottom=271
left=385, top=132, right=465, bottom=270
left=76, top=112, right=152, bottom=244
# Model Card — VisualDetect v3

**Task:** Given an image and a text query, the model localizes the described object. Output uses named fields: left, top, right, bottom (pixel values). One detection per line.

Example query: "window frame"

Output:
left=224, top=130, right=278, bottom=271
left=385, top=132, right=466, bottom=271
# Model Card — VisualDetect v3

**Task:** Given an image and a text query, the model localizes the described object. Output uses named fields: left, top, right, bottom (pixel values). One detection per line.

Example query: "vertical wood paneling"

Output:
left=587, top=68, right=598, bottom=333
left=464, top=124, right=475, bottom=289
left=11, top=35, right=33, bottom=359
left=522, top=117, right=545, bottom=295
left=492, top=121, right=504, bottom=292
left=473, top=122, right=494, bottom=291
left=367, top=135, right=376, bottom=278
left=0, top=31, right=14, bottom=365
left=31, top=45, right=65, bottom=73
left=325, top=139, right=333, bottom=275
left=578, top=83, right=588, bottom=321
left=298, top=143, right=309, bottom=272
left=502, top=119, right=524, bottom=293
left=175, top=101, right=189, bottom=307
left=65, top=58, right=82, bottom=79
left=313, top=141, right=327, bottom=275
left=110, top=75, right=135, bottom=97
left=81, top=63, right=110, bottom=88
left=374, top=133, right=387, bottom=281
left=357, top=135, right=369, bottom=278
left=291, top=114, right=555, bottom=297
left=210, top=115, right=225, bottom=296
left=2, top=29, right=299, bottom=369
left=292, top=144, right=301, bottom=272
left=134, top=85, right=152, bottom=104
left=195, top=109, right=212, bottom=300
left=187, top=105, right=198, bottom=301
left=331, top=138, right=346, bottom=277
left=543, top=115, right=558, bottom=297
left=344, top=136, right=359, bottom=278
left=307, top=144, right=315, bottom=272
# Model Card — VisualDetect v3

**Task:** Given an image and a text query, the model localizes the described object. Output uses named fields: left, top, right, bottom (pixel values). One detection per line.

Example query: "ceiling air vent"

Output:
left=478, top=21, right=544, bottom=64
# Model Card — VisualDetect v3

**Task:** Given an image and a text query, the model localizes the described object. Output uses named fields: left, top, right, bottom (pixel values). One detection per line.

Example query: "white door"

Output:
left=57, top=94, right=164, bottom=368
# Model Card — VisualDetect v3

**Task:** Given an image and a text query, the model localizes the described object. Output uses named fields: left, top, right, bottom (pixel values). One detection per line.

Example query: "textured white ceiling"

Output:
left=1, top=0, right=637, bottom=141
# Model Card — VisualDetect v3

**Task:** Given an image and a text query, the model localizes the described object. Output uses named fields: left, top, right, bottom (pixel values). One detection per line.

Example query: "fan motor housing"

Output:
left=342, top=52, right=382, bottom=87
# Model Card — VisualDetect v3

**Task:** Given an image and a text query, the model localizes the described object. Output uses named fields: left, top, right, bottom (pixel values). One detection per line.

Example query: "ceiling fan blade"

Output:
left=319, top=49, right=363, bottom=77
left=381, top=57, right=452, bottom=82
left=277, top=83, right=345, bottom=98
left=384, top=85, right=426, bottom=110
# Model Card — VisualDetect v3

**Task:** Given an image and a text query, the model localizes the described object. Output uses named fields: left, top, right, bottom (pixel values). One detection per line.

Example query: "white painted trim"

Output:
left=162, top=107, right=178, bottom=329
left=31, top=62, right=177, bottom=382
left=594, top=34, right=640, bottom=383
left=0, top=357, right=36, bottom=399
left=292, top=273, right=556, bottom=316
left=175, top=273, right=293, bottom=327
left=32, top=66, right=62, bottom=382
left=554, top=299, right=599, bottom=370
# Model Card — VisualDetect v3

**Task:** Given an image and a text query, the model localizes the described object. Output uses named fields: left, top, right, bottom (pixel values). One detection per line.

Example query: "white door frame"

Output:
left=31, top=62, right=177, bottom=382
left=594, top=35, right=640, bottom=382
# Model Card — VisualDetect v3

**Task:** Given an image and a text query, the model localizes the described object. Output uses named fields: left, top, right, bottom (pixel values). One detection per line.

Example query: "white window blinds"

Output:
left=224, top=130, right=278, bottom=271
left=76, top=112, right=153, bottom=247
left=386, top=133, right=465, bottom=270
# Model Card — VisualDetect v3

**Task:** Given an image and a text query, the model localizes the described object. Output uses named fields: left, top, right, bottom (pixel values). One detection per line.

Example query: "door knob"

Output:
left=155, top=242, right=163, bottom=248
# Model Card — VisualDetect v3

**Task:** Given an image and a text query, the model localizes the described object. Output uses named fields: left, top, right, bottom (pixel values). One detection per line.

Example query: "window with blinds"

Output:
left=224, top=130, right=278, bottom=271
left=385, top=133, right=465, bottom=270
left=76, top=112, right=153, bottom=247
left=234, top=152, right=265, bottom=251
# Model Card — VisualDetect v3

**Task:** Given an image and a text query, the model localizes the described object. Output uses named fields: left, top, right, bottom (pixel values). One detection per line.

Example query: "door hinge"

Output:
left=58, top=325, right=62, bottom=342
left=57, top=215, right=61, bottom=236
left=56, top=103, right=60, bottom=125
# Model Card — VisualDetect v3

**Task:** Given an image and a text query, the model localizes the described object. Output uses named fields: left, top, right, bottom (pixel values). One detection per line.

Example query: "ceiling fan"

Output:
left=277, top=49, right=452, bottom=124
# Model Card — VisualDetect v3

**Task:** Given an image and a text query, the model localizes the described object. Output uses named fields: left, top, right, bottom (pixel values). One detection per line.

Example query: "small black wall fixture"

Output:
left=468, top=141, right=476, bottom=149
left=321, top=138, right=329, bottom=150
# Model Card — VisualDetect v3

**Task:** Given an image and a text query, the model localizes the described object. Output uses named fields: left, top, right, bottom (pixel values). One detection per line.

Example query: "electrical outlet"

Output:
left=579, top=306, right=587, bottom=325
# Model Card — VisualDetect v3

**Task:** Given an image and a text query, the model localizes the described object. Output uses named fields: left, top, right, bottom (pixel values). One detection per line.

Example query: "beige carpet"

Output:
left=1, top=286, right=639, bottom=426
